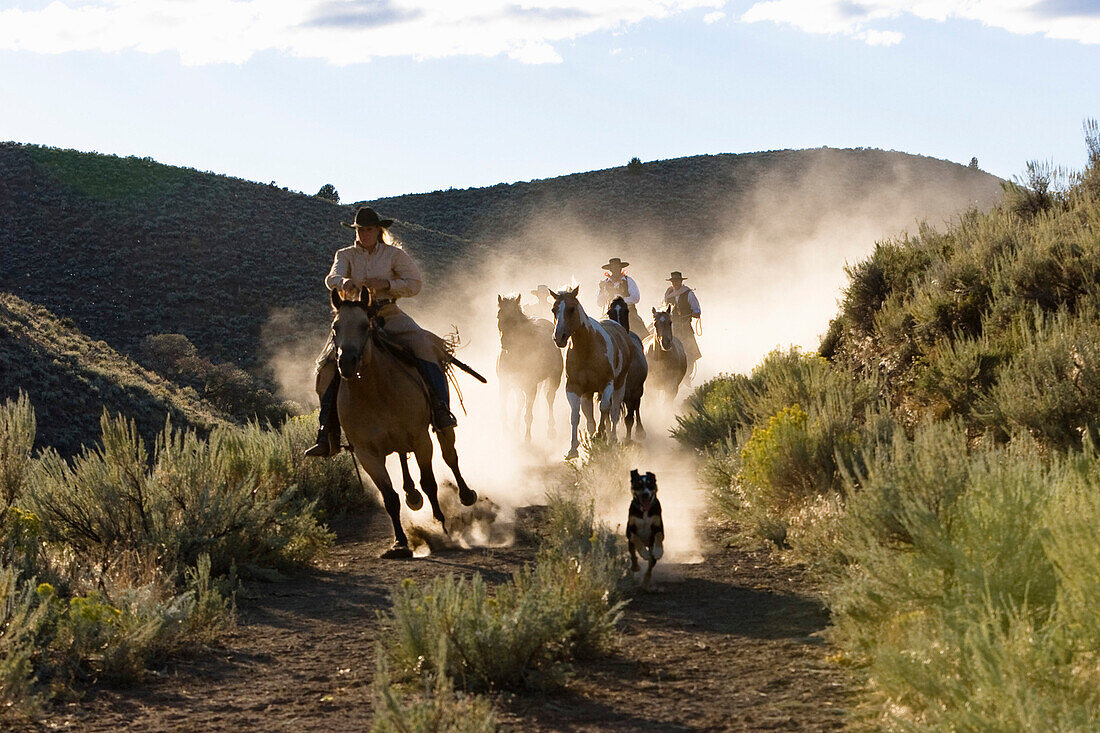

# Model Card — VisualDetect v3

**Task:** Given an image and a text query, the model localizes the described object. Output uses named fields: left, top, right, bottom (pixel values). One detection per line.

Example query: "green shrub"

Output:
left=982, top=309, right=1100, bottom=448
left=380, top=443, right=628, bottom=694
left=372, top=646, right=496, bottom=733
left=0, top=568, right=51, bottom=715
left=27, top=413, right=333, bottom=579
left=0, top=392, right=34, bottom=513
left=827, top=422, right=1100, bottom=731
left=383, top=539, right=624, bottom=691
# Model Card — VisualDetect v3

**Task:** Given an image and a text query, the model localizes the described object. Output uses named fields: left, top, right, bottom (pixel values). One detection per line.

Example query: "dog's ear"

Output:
left=630, top=469, right=639, bottom=479
left=646, top=472, right=656, bottom=487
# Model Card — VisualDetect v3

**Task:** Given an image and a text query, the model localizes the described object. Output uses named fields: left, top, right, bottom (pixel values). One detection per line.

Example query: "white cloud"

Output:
left=741, top=0, right=1100, bottom=45
left=0, top=0, right=728, bottom=65
left=703, top=10, right=725, bottom=23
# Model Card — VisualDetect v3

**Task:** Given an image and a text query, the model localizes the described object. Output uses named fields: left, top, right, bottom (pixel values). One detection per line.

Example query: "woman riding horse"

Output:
left=306, top=207, right=455, bottom=457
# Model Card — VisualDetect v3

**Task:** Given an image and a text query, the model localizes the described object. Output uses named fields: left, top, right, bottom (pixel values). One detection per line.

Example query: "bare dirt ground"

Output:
left=39, top=507, right=853, bottom=733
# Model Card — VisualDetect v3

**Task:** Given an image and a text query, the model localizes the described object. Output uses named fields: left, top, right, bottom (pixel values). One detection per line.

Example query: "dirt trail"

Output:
left=46, top=509, right=852, bottom=732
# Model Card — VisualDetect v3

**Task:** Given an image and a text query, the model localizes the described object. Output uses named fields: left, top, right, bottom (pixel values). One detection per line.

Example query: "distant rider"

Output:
left=596, top=257, right=647, bottom=334
left=525, top=284, right=555, bottom=319
left=304, top=207, right=456, bottom=458
left=663, top=271, right=701, bottom=374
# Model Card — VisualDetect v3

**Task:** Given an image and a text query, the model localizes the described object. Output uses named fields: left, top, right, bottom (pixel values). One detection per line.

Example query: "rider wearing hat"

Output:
left=525, top=284, right=555, bottom=318
left=305, top=206, right=456, bottom=458
left=596, top=257, right=647, bottom=334
left=663, top=271, right=701, bottom=367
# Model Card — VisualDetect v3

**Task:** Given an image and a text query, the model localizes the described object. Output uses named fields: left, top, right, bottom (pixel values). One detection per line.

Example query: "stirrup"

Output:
left=304, top=430, right=340, bottom=457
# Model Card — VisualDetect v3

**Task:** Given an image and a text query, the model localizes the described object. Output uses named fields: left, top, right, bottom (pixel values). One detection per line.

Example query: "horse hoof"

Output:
left=459, top=489, right=477, bottom=507
left=404, top=491, right=424, bottom=511
left=381, top=545, right=414, bottom=560
left=565, top=451, right=579, bottom=460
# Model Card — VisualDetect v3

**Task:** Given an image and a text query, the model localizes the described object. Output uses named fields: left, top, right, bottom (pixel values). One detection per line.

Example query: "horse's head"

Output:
left=606, top=296, right=629, bottom=330
left=551, top=286, right=583, bottom=348
left=496, top=294, right=526, bottom=350
left=652, top=305, right=674, bottom=350
left=330, top=288, right=382, bottom=379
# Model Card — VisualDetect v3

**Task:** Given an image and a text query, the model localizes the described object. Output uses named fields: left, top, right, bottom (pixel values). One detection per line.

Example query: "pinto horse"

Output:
left=330, top=289, right=477, bottom=559
left=646, top=306, right=687, bottom=403
left=606, top=296, right=648, bottom=441
left=496, top=294, right=563, bottom=442
left=552, top=287, right=636, bottom=459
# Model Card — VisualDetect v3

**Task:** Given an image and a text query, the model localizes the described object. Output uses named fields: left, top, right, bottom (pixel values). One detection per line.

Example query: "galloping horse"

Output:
left=606, top=297, right=648, bottom=442
left=496, top=294, right=563, bottom=442
left=330, top=289, right=477, bottom=558
left=552, top=287, right=636, bottom=459
left=646, top=306, right=687, bottom=403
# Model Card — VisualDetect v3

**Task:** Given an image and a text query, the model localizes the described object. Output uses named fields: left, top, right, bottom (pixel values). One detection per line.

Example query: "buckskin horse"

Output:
left=552, top=286, right=636, bottom=459
left=606, top=296, right=648, bottom=442
left=646, top=305, right=687, bottom=403
left=329, top=289, right=479, bottom=558
left=496, top=294, right=563, bottom=442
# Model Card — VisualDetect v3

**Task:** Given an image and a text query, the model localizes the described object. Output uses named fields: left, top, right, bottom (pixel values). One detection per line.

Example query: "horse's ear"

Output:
left=497, top=294, right=504, bottom=305
left=570, top=285, right=579, bottom=297
left=652, top=307, right=658, bottom=316
left=331, top=288, right=343, bottom=309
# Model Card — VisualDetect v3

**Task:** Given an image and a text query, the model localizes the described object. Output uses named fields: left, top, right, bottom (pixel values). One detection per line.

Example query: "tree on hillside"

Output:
left=316, top=183, right=340, bottom=203
left=969, top=157, right=980, bottom=170
left=627, top=157, right=643, bottom=174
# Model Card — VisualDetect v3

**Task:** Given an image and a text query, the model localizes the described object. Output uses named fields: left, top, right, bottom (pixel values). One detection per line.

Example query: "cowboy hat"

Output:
left=341, top=206, right=394, bottom=229
left=666, top=271, right=687, bottom=281
left=530, top=284, right=553, bottom=297
left=601, top=257, right=630, bottom=270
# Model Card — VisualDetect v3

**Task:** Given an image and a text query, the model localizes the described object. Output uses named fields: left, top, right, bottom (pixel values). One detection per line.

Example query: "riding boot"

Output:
left=416, top=359, right=458, bottom=431
left=304, top=375, right=342, bottom=457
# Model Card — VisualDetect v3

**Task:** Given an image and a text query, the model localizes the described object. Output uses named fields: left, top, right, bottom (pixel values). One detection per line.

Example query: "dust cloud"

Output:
left=263, top=154, right=998, bottom=562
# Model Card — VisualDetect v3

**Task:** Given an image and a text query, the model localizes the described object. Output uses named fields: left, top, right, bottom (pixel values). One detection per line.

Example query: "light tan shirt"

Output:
left=324, top=242, right=422, bottom=299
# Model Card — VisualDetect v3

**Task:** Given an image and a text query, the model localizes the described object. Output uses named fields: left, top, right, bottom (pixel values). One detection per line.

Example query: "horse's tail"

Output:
left=445, top=353, right=488, bottom=383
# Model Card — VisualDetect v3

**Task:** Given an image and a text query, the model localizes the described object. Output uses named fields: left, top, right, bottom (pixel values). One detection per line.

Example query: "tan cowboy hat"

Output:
left=666, top=271, right=687, bottom=281
left=530, top=284, right=553, bottom=298
left=341, top=206, right=394, bottom=229
left=602, top=257, right=630, bottom=270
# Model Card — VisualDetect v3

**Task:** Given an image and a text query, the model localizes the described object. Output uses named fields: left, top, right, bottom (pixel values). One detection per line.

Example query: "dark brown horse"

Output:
left=496, top=294, right=563, bottom=442
left=645, top=306, right=687, bottom=403
left=606, top=296, right=647, bottom=441
left=330, top=290, right=477, bottom=558
left=552, top=287, right=636, bottom=459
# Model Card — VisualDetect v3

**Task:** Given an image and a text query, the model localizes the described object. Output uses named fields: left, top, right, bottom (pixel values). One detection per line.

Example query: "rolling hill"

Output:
left=1, top=141, right=1004, bottom=451
left=0, top=292, right=230, bottom=455
left=2, top=142, right=1001, bottom=367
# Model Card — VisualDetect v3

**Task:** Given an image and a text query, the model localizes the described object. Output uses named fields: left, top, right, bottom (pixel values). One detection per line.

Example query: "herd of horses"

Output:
left=327, top=286, right=690, bottom=558
left=499, top=287, right=689, bottom=458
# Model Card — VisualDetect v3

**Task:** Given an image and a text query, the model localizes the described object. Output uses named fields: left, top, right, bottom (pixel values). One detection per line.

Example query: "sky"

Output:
left=1, top=1, right=1099, bottom=202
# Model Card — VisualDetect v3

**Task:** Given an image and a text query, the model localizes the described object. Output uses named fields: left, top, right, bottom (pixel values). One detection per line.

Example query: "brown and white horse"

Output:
left=646, top=306, right=687, bottom=403
left=606, top=296, right=648, bottom=441
left=496, top=294, right=563, bottom=442
left=552, top=287, right=636, bottom=459
left=330, top=290, right=477, bottom=558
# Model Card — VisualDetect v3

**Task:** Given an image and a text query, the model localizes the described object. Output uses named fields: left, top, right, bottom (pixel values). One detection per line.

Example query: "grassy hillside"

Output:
left=2, top=142, right=1000, bottom=371
left=0, top=292, right=231, bottom=455
left=0, top=142, right=474, bottom=368
left=675, top=125, right=1100, bottom=730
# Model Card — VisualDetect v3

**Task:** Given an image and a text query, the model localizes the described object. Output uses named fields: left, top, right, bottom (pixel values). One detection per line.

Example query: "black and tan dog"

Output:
left=627, top=469, right=664, bottom=590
